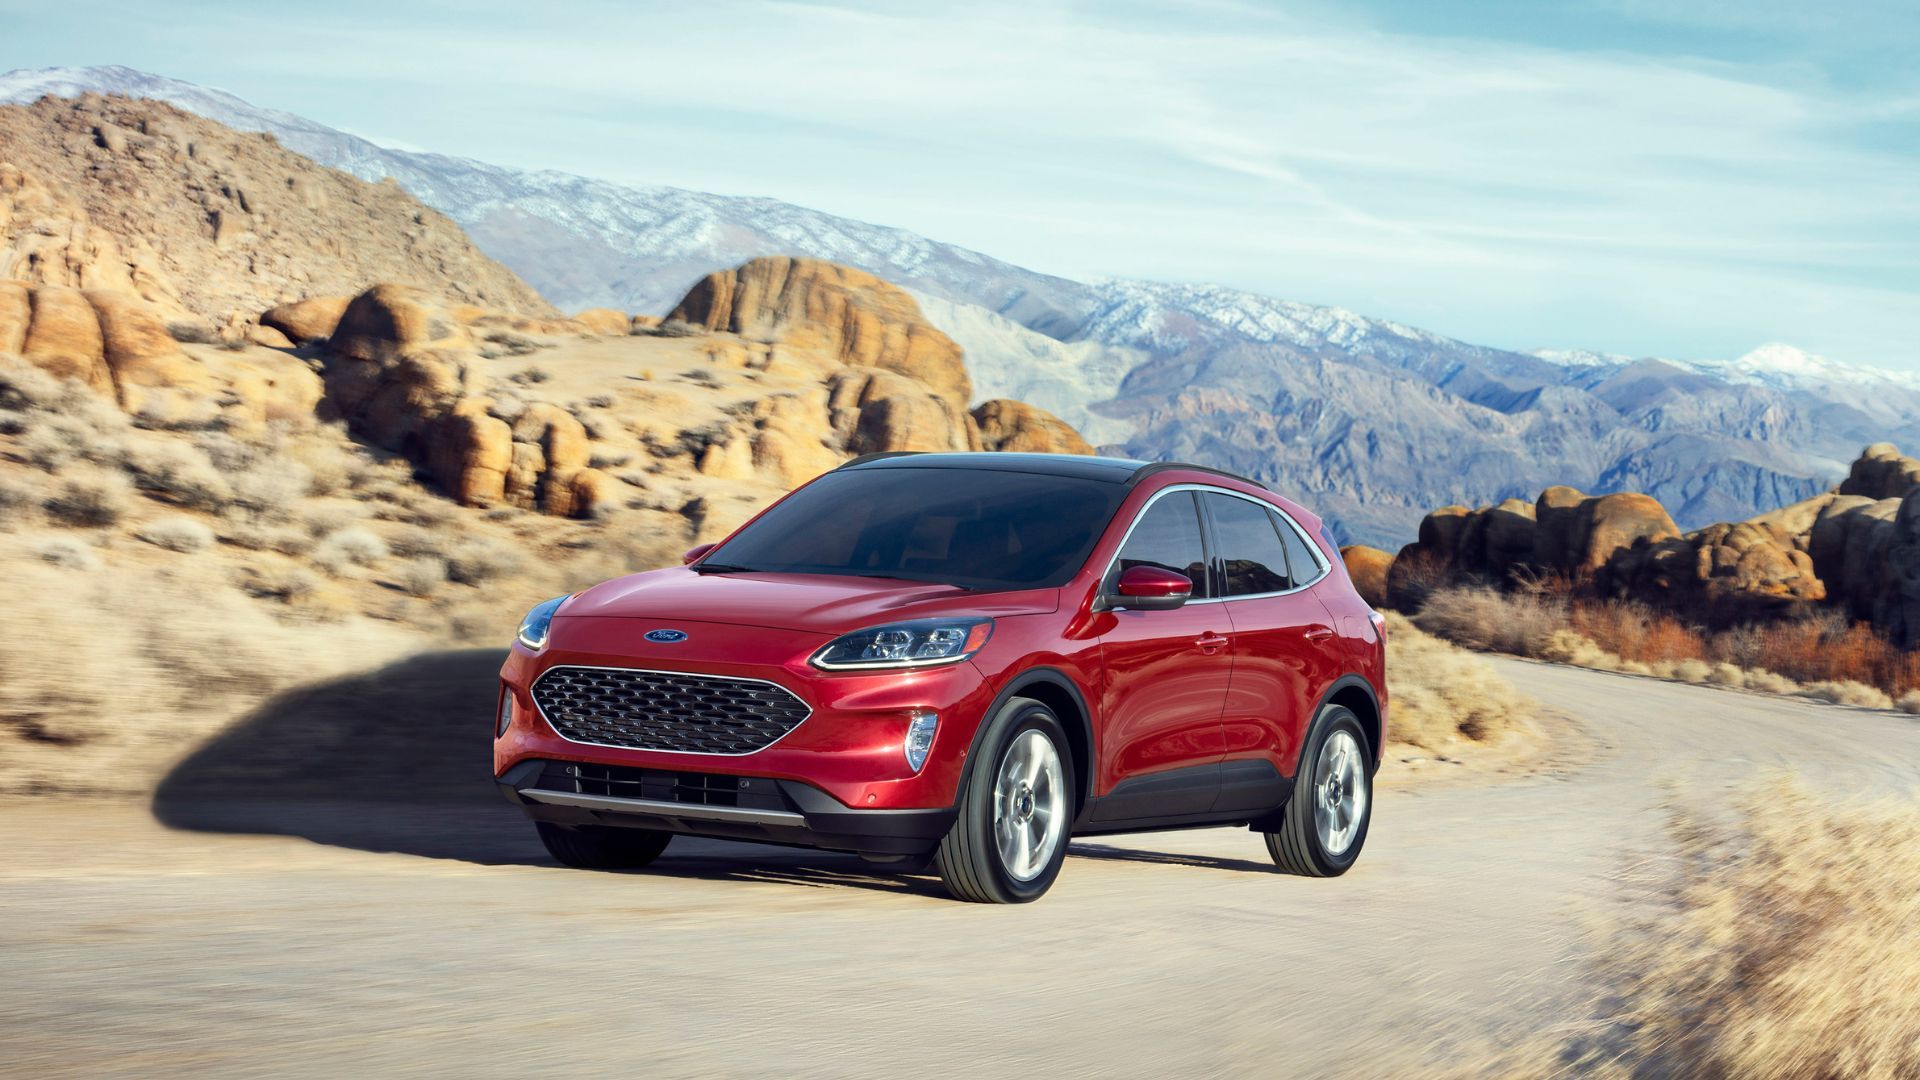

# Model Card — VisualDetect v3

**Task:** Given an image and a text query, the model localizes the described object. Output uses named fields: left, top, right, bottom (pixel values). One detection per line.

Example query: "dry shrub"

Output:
left=237, top=563, right=320, bottom=603
left=1571, top=600, right=1708, bottom=665
left=34, top=536, right=99, bottom=571
left=1412, top=585, right=1565, bottom=656
left=1382, top=612, right=1531, bottom=751
left=1534, top=776, right=1920, bottom=1079
left=312, top=526, right=388, bottom=573
left=1793, top=680, right=1895, bottom=710
left=229, top=456, right=314, bottom=519
left=0, top=472, right=40, bottom=528
left=384, top=525, right=444, bottom=559
left=136, top=517, right=216, bottom=553
left=44, top=471, right=133, bottom=527
left=395, top=556, right=448, bottom=597
left=445, top=536, right=523, bottom=585
left=123, top=440, right=231, bottom=510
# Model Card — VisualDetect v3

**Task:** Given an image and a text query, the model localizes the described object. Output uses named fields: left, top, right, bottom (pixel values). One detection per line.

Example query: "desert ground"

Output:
left=4, top=659, right=1916, bottom=1079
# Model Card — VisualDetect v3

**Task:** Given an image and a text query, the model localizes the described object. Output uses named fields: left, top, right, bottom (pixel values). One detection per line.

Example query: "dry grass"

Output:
left=135, top=516, right=216, bottom=553
left=1490, top=776, right=1920, bottom=1079
left=1417, top=586, right=1919, bottom=706
left=1382, top=612, right=1533, bottom=753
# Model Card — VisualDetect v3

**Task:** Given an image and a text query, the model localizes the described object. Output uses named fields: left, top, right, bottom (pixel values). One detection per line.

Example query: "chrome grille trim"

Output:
left=519, top=789, right=807, bottom=827
left=529, top=665, right=813, bottom=757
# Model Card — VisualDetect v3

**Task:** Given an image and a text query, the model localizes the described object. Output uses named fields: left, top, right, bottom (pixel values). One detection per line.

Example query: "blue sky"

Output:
left=2, top=0, right=1916, bottom=369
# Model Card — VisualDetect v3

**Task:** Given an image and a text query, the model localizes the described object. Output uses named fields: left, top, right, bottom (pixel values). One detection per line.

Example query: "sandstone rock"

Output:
left=697, top=437, right=757, bottom=481
left=749, top=395, right=842, bottom=487
left=20, top=284, right=111, bottom=391
left=971, top=399, right=1094, bottom=455
left=427, top=399, right=512, bottom=506
left=1839, top=443, right=1920, bottom=501
left=1877, top=491, right=1920, bottom=647
left=1601, top=520, right=1823, bottom=619
left=1340, top=546, right=1393, bottom=609
left=553, top=468, right=619, bottom=519
left=571, top=308, right=629, bottom=335
left=630, top=314, right=661, bottom=333
left=328, top=284, right=473, bottom=365
left=246, top=323, right=294, bottom=349
left=670, top=257, right=970, bottom=406
left=1577, top=492, right=1680, bottom=570
left=87, top=289, right=216, bottom=412
left=828, top=368, right=981, bottom=454
left=261, top=296, right=349, bottom=344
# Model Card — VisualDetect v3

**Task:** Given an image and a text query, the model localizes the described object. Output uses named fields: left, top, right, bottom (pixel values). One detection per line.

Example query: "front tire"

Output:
left=1265, top=705, right=1372, bottom=876
left=536, top=821, right=673, bottom=869
left=935, top=698, right=1074, bottom=903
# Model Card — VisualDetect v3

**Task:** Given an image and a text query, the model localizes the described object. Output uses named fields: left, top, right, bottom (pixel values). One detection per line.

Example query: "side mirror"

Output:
left=1103, top=566, right=1193, bottom=611
left=682, top=543, right=717, bottom=566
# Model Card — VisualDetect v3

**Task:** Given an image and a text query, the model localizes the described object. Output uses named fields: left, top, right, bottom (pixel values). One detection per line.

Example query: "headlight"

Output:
left=516, top=595, right=569, bottom=651
left=810, top=617, right=993, bottom=670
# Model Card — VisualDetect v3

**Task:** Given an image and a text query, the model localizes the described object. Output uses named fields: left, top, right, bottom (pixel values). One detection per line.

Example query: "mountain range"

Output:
left=5, top=64, right=1917, bottom=546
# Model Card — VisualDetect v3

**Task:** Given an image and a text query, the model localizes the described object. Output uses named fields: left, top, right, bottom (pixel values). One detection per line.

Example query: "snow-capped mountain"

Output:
left=7, top=64, right=1917, bottom=546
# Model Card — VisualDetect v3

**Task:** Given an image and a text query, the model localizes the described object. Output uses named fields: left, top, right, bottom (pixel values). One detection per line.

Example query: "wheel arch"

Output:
left=1312, top=675, right=1383, bottom=776
left=961, top=666, right=1096, bottom=819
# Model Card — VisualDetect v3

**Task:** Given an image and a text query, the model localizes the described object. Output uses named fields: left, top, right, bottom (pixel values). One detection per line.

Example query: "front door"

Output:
left=1091, top=490, right=1231, bottom=820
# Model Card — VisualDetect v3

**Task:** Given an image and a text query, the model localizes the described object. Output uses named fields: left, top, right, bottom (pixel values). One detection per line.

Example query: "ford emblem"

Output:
left=644, top=628, right=690, bottom=644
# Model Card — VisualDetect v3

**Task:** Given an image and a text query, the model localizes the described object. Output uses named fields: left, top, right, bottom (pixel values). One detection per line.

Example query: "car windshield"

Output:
left=701, top=467, right=1129, bottom=591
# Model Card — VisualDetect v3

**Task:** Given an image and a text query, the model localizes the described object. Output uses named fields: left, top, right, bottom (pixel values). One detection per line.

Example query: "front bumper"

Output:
left=498, top=759, right=956, bottom=855
left=494, top=615, right=999, bottom=819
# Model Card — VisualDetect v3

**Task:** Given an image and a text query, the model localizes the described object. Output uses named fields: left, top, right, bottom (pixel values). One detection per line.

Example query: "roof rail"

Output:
left=1126, top=460, right=1267, bottom=488
left=834, top=451, right=923, bottom=470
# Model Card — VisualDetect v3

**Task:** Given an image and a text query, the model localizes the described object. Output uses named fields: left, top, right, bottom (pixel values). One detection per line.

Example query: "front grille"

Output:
left=540, top=761, right=791, bottom=813
left=530, top=666, right=811, bottom=755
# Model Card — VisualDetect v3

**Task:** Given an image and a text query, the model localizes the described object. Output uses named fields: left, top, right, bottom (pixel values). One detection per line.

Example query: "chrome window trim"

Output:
left=529, top=664, right=813, bottom=757
left=1099, top=483, right=1327, bottom=607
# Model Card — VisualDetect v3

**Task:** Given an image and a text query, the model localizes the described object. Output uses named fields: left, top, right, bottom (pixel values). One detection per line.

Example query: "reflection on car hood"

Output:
left=560, top=567, right=1060, bottom=633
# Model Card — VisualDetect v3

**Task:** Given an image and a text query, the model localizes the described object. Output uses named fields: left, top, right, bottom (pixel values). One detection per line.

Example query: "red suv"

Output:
left=494, top=453, right=1386, bottom=903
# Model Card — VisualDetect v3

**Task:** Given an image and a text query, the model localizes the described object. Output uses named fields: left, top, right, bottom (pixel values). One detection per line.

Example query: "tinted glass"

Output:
left=704, top=467, right=1128, bottom=591
left=1205, top=493, right=1290, bottom=596
left=1114, top=492, right=1211, bottom=598
left=1273, top=509, right=1325, bottom=586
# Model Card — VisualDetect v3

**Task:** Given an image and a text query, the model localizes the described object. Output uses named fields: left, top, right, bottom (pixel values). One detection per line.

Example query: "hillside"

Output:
left=0, top=91, right=551, bottom=324
left=6, top=66, right=1920, bottom=549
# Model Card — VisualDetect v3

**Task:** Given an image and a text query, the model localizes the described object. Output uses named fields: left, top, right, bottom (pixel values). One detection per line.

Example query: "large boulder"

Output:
left=0, top=281, right=214, bottom=411
left=261, top=296, right=350, bottom=345
left=670, top=257, right=971, bottom=407
left=327, top=284, right=474, bottom=365
left=1340, top=546, right=1393, bottom=609
left=1839, top=443, right=1920, bottom=501
left=1600, top=520, right=1824, bottom=620
left=1878, top=492, right=1920, bottom=646
left=827, top=368, right=981, bottom=455
left=971, top=399, right=1094, bottom=455
left=1572, top=492, right=1679, bottom=570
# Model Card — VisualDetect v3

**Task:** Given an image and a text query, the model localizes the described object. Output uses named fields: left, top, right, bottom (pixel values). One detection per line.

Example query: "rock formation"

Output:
left=669, top=256, right=970, bottom=406
left=261, top=296, right=349, bottom=344
left=971, top=399, right=1096, bottom=455
left=314, top=284, right=613, bottom=518
left=1340, top=546, right=1392, bottom=609
left=0, top=280, right=215, bottom=413
left=0, top=94, right=553, bottom=324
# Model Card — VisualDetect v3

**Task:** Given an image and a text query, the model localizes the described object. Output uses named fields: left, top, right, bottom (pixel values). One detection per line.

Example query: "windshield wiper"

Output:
left=837, top=571, right=982, bottom=591
left=689, top=562, right=759, bottom=574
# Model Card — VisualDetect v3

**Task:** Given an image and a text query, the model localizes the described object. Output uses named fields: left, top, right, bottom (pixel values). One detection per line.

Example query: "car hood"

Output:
left=559, top=567, right=1060, bottom=634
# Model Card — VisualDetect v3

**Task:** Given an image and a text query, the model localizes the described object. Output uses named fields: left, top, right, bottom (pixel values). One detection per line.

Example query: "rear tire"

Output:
left=536, top=821, right=673, bottom=869
left=1265, top=705, right=1372, bottom=876
left=935, top=698, right=1074, bottom=903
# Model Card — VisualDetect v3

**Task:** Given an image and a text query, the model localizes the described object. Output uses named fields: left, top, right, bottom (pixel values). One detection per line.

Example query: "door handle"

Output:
left=1195, top=632, right=1230, bottom=653
left=1305, top=626, right=1335, bottom=642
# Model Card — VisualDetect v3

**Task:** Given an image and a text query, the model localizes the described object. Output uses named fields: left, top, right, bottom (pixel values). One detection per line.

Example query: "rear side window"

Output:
left=1114, top=492, right=1212, bottom=598
left=1273, top=510, right=1327, bottom=587
left=1203, top=492, right=1290, bottom=597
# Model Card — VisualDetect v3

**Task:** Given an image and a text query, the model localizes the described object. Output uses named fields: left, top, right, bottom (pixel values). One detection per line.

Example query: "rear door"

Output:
left=1091, top=489, right=1231, bottom=821
left=1203, top=491, right=1344, bottom=808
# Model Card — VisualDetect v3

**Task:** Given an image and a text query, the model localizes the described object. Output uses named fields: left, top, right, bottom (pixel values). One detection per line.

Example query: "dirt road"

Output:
left=4, top=659, right=1918, bottom=1078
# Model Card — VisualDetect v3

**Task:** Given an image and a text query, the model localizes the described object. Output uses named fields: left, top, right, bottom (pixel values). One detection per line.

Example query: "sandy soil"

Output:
left=4, top=659, right=1918, bottom=1078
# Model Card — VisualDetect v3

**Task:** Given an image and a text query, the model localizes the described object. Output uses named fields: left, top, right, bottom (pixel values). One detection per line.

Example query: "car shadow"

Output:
left=150, top=648, right=946, bottom=898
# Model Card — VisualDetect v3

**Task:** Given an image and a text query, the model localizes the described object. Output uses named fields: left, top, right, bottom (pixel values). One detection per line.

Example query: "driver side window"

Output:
left=1114, top=492, right=1213, bottom=599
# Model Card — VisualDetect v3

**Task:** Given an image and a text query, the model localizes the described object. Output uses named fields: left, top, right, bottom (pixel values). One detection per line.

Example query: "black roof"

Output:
left=835, top=452, right=1264, bottom=488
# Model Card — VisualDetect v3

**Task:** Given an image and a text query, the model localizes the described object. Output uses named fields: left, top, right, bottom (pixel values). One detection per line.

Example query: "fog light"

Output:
left=904, top=710, right=938, bottom=772
left=496, top=689, right=514, bottom=738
